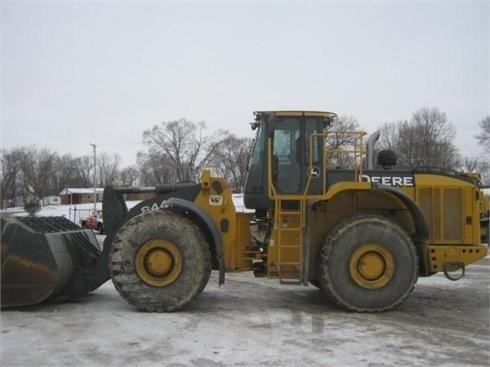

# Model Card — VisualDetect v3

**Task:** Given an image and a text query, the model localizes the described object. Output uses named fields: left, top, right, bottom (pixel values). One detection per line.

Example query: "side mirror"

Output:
left=250, top=121, right=260, bottom=130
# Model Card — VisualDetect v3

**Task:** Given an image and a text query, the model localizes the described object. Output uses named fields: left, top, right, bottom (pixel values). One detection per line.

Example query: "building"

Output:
left=59, top=188, right=104, bottom=205
left=42, top=196, right=61, bottom=206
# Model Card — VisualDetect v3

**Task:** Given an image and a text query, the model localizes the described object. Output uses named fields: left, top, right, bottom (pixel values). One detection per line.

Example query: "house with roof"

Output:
left=59, top=188, right=104, bottom=205
left=42, top=195, right=61, bottom=205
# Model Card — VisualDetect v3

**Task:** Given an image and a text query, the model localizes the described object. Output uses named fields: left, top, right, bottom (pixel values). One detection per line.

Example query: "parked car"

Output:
left=80, top=212, right=104, bottom=234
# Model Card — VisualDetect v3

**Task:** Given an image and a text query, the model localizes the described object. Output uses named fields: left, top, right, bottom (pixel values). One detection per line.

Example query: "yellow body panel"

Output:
left=409, top=173, right=482, bottom=245
left=428, top=244, right=487, bottom=273
left=194, top=171, right=254, bottom=272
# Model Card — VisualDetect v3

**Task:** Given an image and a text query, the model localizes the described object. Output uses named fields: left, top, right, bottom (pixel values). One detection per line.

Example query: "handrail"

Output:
left=267, top=138, right=278, bottom=199
left=306, top=131, right=367, bottom=196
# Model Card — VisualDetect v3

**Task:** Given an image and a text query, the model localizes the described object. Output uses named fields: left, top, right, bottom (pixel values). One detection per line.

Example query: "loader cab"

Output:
left=244, top=111, right=337, bottom=211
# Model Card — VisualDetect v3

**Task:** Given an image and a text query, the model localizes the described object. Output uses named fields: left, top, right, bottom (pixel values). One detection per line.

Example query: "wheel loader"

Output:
left=2, top=110, right=488, bottom=312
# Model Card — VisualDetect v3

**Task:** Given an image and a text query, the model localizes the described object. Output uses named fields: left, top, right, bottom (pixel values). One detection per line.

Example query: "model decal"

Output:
left=141, top=200, right=170, bottom=213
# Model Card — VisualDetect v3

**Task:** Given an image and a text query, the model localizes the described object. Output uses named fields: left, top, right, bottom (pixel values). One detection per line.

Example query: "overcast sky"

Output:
left=1, top=1, right=488, bottom=166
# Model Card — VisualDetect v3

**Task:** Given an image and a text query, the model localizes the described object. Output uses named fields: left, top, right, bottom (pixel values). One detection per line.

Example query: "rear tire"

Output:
left=318, top=215, right=418, bottom=312
left=109, top=210, right=211, bottom=312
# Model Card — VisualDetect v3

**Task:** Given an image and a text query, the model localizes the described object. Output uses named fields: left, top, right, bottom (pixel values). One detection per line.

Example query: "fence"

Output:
left=68, top=207, right=98, bottom=225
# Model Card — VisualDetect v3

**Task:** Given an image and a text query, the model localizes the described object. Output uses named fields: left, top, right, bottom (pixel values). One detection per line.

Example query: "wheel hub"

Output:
left=145, top=248, right=174, bottom=277
left=349, top=243, right=394, bottom=289
left=135, top=239, right=182, bottom=287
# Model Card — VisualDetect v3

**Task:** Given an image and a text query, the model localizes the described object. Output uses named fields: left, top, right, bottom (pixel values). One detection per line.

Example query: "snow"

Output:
left=1, top=261, right=489, bottom=366
left=1, top=194, right=250, bottom=224
left=58, top=188, right=104, bottom=195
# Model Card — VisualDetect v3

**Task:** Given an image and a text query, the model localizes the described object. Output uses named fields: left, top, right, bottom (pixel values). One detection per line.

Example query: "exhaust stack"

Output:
left=366, top=130, right=380, bottom=170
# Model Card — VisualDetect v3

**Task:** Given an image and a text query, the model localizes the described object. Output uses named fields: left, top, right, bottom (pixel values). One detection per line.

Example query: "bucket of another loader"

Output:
left=1, top=216, right=108, bottom=308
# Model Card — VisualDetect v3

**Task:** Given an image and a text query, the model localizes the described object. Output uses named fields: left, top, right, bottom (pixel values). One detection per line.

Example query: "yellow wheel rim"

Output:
left=135, top=239, right=182, bottom=287
left=349, top=243, right=395, bottom=289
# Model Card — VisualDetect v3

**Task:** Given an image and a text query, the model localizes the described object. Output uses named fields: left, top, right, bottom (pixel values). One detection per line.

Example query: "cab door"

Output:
left=271, top=117, right=302, bottom=194
left=271, top=116, right=325, bottom=196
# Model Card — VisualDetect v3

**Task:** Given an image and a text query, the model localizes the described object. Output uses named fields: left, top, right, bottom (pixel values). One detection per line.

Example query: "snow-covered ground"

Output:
left=1, top=258, right=489, bottom=366
left=1, top=194, right=250, bottom=224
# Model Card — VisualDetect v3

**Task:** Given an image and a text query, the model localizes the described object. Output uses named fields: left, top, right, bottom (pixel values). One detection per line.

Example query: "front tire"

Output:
left=318, top=215, right=418, bottom=312
left=109, top=210, right=211, bottom=312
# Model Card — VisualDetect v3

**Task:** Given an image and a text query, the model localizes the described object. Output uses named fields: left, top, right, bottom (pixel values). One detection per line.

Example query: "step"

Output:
left=279, top=278, right=303, bottom=285
left=280, top=211, right=301, bottom=216
left=276, top=263, right=301, bottom=273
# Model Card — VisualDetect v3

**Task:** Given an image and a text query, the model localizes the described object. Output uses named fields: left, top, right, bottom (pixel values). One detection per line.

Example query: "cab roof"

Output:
left=253, top=110, right=337, bottom=119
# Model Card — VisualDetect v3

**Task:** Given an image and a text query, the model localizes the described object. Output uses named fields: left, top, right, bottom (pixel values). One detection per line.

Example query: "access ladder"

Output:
left=274, top=198, right=306, bottom=285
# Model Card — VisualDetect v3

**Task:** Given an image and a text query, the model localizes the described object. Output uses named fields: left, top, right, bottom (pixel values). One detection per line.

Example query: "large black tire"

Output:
left=109, top=210, right=211, bottom=312
left=318, top=215, right=418, bottom=312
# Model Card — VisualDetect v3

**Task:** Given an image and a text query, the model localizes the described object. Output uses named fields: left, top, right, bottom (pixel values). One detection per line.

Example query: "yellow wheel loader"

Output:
left=2, top=111, right=488, bottom=312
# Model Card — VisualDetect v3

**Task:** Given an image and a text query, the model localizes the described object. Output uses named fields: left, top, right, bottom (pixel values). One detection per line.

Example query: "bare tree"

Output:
left=476, top=116, right=490, bottom=153
left=118, top=166, right=140, bottom=187
left=212, top=132, right=253, bottom=192
left=480, top=162, right=490, bottom=186
left=0, top=147, right=120, bottom=207
left=76, top=156, right=95, bottom=187
left=18, top=147, right=58, bottom=199
left=377, top=107, right=459, bottom=169
left=52, top=154, right=76, bottom=193
left=377, top=120, right=406, bottom=151
left=142, top=119, right=220, bottom=182
left=137, top=150, right=177, bottom=185
left=96, top=152, right=121, bottom=186
left=326, top=115, right=362, bottom=168
left=0, top=148, right=24, bottom=207
left=327, top=115, right=361, bottom=146
left=461, top=156, right=490, bottom=186
left=52, top=154, right=93, bottom=193
left=462, top=156, right=481, bottom=173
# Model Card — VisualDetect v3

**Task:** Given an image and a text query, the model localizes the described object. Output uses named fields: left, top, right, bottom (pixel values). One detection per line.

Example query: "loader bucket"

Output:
left=1, top=216, right=108, bottom=308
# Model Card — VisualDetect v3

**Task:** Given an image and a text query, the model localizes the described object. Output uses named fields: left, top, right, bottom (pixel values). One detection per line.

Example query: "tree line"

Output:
left=332, top=108, right=489, bottom=183
left=0, top=125, right=252, bottom=208
left=1, top=107, right=489, bottom=208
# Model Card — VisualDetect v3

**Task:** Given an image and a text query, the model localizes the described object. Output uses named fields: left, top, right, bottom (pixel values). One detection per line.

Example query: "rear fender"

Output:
left=375, top=185, right=430, bottom=275
left=315, top=184, right=430, bottom=276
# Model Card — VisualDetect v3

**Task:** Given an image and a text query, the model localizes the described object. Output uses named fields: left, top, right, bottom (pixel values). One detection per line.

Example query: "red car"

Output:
left=80, top=213, right=104, bottom=234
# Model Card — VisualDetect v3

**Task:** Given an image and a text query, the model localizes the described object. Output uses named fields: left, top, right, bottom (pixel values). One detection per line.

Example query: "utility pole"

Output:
left=90, top=143, right=97, bottom=216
